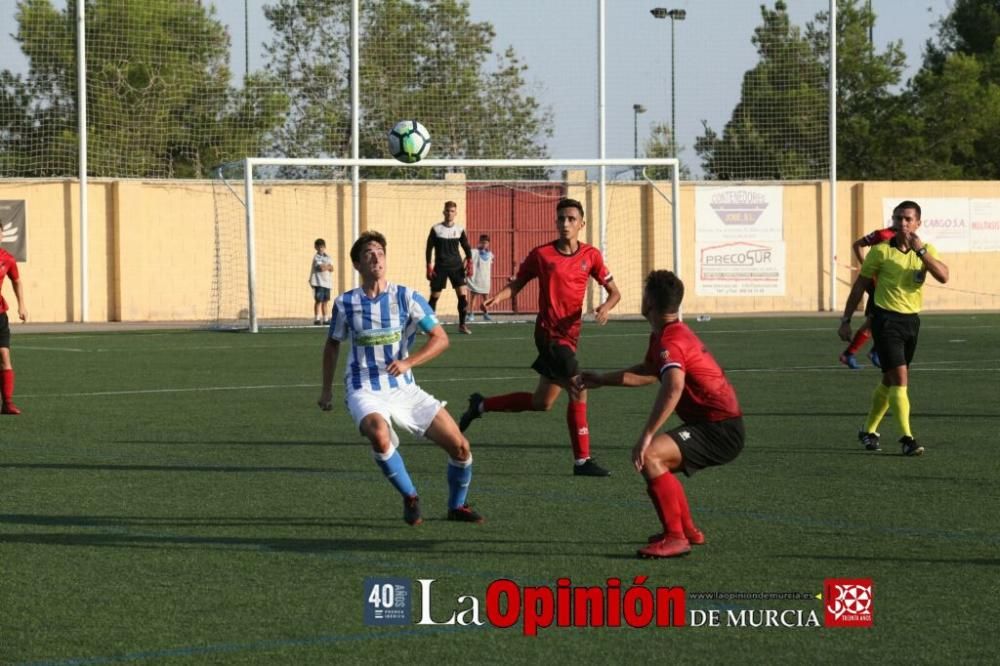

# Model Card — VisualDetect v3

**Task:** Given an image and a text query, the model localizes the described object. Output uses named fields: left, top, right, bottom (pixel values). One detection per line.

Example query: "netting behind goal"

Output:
left=210, top=158, right=678, bottom=331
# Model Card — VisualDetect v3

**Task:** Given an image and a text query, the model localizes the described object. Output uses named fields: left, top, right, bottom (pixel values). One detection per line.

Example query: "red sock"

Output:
left=846, top=328, right=872, bottom=355
left=566, top=400, right=590, bottom=460
left=646, top=473, right=684, bottom=538
left=1, top=369, right=13, bottom=403
left=672, top=474, right=696, bottom=534
left=483, top=392, right=534, bottom=412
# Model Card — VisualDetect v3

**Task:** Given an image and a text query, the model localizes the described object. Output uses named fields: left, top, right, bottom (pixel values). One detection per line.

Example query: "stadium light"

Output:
left=633, top=103, right=647, bottom=178
left=650, top=8, right=687, bottom=156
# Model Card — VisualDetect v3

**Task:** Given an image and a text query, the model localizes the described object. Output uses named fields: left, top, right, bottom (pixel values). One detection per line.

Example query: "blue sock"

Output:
left=374, top=448, right=417, bottom=498
left=447, top=457, right=473, bottom=509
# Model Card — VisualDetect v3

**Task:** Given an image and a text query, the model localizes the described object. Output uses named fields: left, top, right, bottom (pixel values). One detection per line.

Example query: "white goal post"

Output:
left=213, top=157, right=680, bottom=332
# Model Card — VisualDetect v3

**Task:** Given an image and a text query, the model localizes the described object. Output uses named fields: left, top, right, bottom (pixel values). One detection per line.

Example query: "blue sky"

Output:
left=1, top=0, right=951, bottom=170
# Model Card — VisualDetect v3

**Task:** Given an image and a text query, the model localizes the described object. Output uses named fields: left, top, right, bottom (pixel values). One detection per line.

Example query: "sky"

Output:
left=0, top=0, right=953, bottom=172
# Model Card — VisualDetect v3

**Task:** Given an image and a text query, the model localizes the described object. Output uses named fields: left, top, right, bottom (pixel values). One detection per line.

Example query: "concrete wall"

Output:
left=0, top=177, right=996, bottom=323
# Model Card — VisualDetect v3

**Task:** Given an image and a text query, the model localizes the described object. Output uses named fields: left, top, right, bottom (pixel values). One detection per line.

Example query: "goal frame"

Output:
left=228, top=157, right=680, bottom=332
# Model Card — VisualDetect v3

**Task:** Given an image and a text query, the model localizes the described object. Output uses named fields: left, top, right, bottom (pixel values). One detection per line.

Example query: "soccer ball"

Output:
left=388, top=120, right=431, bottom=164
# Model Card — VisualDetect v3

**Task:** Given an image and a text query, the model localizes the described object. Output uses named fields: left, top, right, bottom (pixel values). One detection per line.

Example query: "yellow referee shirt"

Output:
left=860, top=239, right=939, bottom=315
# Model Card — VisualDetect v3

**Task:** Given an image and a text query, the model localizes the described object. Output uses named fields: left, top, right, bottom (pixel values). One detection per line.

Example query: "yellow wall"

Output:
left=0, top=177, right=996, bottom=323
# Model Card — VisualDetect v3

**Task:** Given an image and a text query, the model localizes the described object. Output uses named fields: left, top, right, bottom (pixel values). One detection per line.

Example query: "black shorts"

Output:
left=430, top=265, right=466, bottom=291
left=870, top=306, right=920, bottom=370
left=667, top=417, right=745, bottom=477
left=531, top=332, right=579, bottom=380
left=0, top=312, right=9, bottom=348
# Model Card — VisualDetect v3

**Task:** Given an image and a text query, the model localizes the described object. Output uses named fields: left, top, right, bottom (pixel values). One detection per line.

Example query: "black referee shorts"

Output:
left=531, top=332, right=579, bottom=381
left=870, top=306, right=920, bottom=370
left=0, top=312, right=10, bottom=348
left=429, top=265, right=467, bottom=291
left=667, top=417, right=745, bottom=477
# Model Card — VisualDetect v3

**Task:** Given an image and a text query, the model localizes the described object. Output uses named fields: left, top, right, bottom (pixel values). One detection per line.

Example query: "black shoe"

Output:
left=459, top=393, right=484, bottom=432
left=403, top=495, right=422, bottom=525
left=857, top=429, right=881, bottom=451
left=447, top=504, right=484, bottom=523
left=900, top=436, right=924, bottom=457
left=573, top=458, right=611, bottom=477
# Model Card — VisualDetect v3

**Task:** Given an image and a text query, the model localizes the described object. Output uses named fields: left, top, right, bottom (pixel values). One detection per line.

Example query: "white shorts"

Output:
left=345, top=383, right=444, bottom=440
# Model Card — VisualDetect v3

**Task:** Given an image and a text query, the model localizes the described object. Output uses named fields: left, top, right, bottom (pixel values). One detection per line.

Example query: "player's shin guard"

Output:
left=863, top=383, right=890, bottom=434
left=0, top=369, right=13, bottom=403
left=887, top=386, right=912, bottom=438
left=483, top=393, right=534, bottom=412
left=457, top=294, right=468, bottom=326
left=845, top=327, right=872, bottom=355
left=446, top=456, right=473, bottom=510
left=646, top=473, right=684, bottom=539
left=567, top=400, right=590, bottom=461
left=373, top=447, right=417, bottom=498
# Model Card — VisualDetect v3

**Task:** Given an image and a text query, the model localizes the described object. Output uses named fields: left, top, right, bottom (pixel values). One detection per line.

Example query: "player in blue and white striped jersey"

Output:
left=318, top=231, right=484, bottom=526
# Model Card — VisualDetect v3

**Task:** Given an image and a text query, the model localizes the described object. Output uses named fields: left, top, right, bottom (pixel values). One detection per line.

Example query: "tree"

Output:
left=694, top=1, right=828, bottom=180
left=806, top=0, right=908, bottom=180
left=641, top=122, right=691, bottom=180
left=262, top=0, right=553, bottom=179
left=1, top=0, right=287, bottom=178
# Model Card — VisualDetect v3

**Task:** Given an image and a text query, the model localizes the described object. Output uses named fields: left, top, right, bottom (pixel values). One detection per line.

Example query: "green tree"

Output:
left=806, top=0, right=908, bottom=179
left=914, top=0, right=1000, bottom=178
left=695, top=1, right=828, bottom=180
left=1, top=0, right=287, bottom=178
left=641, top=122, right=691, bottom=180
left=262, top=0, right=553, bottom=179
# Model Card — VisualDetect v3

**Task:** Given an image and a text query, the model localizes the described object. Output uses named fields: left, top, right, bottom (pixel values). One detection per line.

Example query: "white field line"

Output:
left=17, top=359, right=998, bottom=400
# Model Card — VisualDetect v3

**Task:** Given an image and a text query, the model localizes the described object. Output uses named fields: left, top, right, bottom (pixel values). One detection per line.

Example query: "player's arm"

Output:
left=633, top=367, right=685, bottom=471
left=11, top=277, right=26, bottom=322
left=317, top=337, right=340, bottom=410
left=386, top=324, right=449, bottom=377
left=908, top=236, right=949, bottom=284
left=594, top=279, right=621, bottom=325
left=838, top=275, right=873, bottom=342
left=579, top=363, right=656, bottom=389
left=425, top=228, right=436, bottom=278
left=851, top=236, right=869, bottom=265
left=484, top=274, right=528, bottom=308
left=458, top=229, right=472, bottom=277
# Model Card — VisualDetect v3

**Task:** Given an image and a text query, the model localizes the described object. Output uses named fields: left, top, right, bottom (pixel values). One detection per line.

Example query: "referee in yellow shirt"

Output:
left=838, top=200, right=950, bottom=456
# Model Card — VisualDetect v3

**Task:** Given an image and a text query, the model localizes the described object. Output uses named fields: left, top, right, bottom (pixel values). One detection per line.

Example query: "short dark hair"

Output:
left=444, top=201, right=457, bottom=210
left=895, top=200, right=921, bottom=219
left=557, top=198, right=584, bottom=217
left=314, top=238, right=326, bottom=247
left=479, top=234, right=490, bottom=242
left=644, top=270, right=684, bottom=314
left=350, top=231, right=387, bottom=264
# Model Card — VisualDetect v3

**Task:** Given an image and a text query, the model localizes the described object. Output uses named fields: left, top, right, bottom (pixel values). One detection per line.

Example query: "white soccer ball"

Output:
left=388, top=120, right=431, bottom=164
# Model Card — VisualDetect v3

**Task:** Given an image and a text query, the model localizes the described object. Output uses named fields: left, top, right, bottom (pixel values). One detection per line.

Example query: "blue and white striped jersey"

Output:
left=328, top=283, right=439, bottom=391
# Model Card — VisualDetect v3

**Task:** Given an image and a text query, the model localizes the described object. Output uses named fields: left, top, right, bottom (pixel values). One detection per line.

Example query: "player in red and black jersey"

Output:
left=0, top=247, right=27, bottom=415
left=840, top=225, right=896, bottom=369
left=580, top=270, right=744, bottom=558
left=459, top=198, right=621, bottom=477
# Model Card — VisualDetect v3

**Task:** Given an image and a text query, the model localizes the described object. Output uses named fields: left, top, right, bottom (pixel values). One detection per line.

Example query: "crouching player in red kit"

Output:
left=579, top=270, right=744, bottom=558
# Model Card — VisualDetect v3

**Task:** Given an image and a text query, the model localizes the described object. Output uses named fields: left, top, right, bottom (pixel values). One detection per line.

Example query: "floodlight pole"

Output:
left=633, top=103, right=646, bottom=178
left=650, top=8, right=686, bottom=157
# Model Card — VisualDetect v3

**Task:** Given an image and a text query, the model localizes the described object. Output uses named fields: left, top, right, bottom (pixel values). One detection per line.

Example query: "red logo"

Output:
left=823, top=578, right=873, bottom=627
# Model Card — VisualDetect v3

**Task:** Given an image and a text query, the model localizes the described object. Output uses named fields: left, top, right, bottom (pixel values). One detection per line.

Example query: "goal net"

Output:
left=211, top=158, right=679, bottom=331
